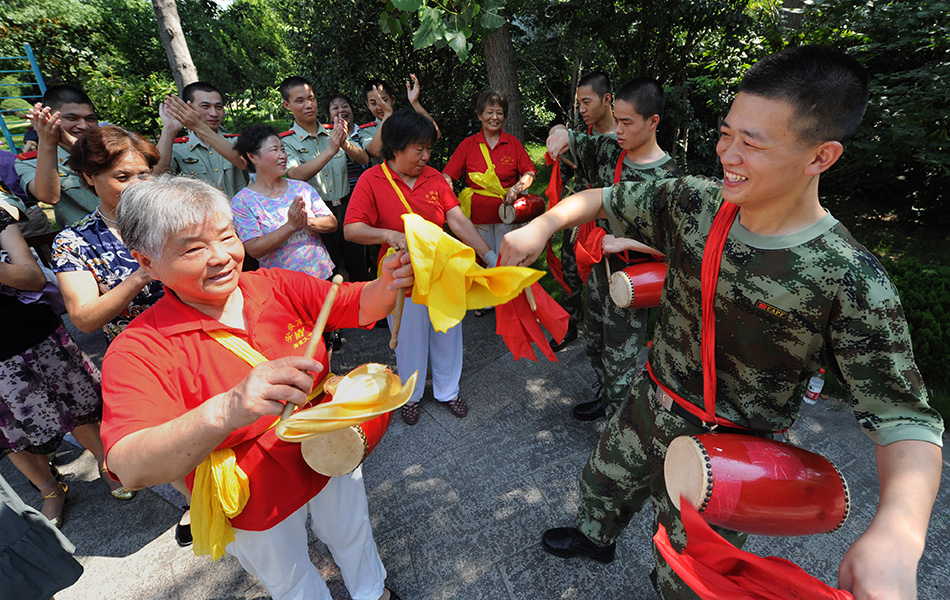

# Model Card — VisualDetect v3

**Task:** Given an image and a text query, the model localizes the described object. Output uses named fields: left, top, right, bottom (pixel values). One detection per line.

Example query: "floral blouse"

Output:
left=51, top=210, right=165, bottom=341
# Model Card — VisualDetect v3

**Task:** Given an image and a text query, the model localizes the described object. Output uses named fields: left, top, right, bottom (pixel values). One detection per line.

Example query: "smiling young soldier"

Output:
left=16, top=85, right=101, bottom=228
left=155, top=82, right=249, bottom=199
left=550, top=71, right=618, bottom=352
left=502, top=46, right=943, bottom=600
left=546, top=77, right=681, bottom=422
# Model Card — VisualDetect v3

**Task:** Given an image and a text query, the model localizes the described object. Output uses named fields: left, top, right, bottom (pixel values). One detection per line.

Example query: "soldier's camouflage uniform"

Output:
left=575, top=175, right=944, bottom=599
left=567, top=130, right=681, bottom=417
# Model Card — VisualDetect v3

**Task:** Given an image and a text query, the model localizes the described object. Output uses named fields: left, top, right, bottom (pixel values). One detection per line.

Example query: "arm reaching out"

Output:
left=838, top=439, right=942, bottom=599
left=500, top=188, right=605, bottom=266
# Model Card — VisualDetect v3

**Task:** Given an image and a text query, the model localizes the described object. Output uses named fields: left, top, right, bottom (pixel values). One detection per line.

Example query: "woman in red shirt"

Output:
left=345, top=109, right=492, bottom=425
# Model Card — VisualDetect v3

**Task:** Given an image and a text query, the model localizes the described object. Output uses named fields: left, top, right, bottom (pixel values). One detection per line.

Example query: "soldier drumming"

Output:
left=501, top=45, right=943, bottom=600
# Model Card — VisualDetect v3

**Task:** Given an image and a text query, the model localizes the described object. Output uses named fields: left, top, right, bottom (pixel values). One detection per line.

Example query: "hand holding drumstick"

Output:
left=281, top=275, right=344, bottom=420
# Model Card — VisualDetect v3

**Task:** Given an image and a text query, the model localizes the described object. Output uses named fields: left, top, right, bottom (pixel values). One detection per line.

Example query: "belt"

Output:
left=653, top=384, right=750, bottom=435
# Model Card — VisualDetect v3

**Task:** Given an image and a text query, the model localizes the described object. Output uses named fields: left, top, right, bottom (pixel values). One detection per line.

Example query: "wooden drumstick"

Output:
left=604, top=254, right=612, bottom=280
left=389, top=290, right=407, bottom=350
left=558, top=154, right=577, bottom=170
left=281, top=274, right=344, bottom=421
left=524, top=287, right=537, bottom=312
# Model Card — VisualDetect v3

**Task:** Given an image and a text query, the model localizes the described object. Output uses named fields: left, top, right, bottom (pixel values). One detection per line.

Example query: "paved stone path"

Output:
left=2, top=314, right=948, bottom=599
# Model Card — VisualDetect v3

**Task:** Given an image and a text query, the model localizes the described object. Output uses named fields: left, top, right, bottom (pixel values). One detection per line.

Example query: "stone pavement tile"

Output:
left=366, top=456, right=462, bottom=535
left=375, top=524, right=417, bottom=600
left=420, top=564, right=508, bottom=600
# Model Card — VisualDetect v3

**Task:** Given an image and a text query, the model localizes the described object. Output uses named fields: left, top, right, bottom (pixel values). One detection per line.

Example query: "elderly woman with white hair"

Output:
left=99, top=175, right=410, bottom=600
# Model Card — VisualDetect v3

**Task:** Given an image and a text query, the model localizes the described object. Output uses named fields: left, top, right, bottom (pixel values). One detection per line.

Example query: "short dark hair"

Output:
left=615, top=78, right=665, bottom=120
left=279, top=76, right=313, bottom=102
left=737, top=45, right=869, bottom=144
left=578, top=71, right=612, bottom=99
left=234, top=124, right=279, bottom=173
left=476, top=89, right=508, bottom=117
left=363, top=79, right=394, bottom=99
left=182, top=81, right=224, bottom=104
left=68, top=126, right=160, bottom=188
left=42, top=85, right=94, bottom=112
left=380, top=109, right=437, bottom=161
left=328, top=93, right=354, bottom=109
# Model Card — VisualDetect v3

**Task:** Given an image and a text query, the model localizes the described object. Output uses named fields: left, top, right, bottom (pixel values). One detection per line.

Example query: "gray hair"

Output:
left=117, top=174, right=233, bottom=257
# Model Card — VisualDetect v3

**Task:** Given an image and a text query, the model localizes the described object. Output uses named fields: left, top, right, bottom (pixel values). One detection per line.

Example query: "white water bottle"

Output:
left=803, top=368, right=826, bottom=404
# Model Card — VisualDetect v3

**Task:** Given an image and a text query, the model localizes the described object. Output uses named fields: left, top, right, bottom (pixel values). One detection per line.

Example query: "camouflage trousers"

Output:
left=577, top=374, right=749, bottom=599
left=558, top=228, right=584, bottom=326
left=583, top=255, right=651, bottom=418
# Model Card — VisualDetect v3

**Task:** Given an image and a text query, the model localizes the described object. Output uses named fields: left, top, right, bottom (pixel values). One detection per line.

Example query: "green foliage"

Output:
left=797, top=0, right=950, bottom=226
left=880, top=258, right=950, bottom=420
left=380, top=0, right=507, bottom=61
left=84, top=70, right=175, bottom=138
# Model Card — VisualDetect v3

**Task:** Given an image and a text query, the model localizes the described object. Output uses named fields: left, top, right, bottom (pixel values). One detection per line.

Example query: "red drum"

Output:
left=609, top=261, right=667, bottom=308
left=665, top=434, right=850, bottom=536
left=499, top=194, right=545, bottom=224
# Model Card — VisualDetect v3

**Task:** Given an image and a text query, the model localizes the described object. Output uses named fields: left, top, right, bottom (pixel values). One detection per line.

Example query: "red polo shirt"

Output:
left=442, top=130, right=535, bottom=224
left=101, top=269, right=379, bottom=531
left=345, top=163, right=459, bottom=264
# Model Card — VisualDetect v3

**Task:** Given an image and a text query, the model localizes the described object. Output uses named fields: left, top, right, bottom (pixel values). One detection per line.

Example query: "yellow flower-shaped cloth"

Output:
left=276, top=365, right=417, bottom=441
left=402, top=213, right=543, bottom=332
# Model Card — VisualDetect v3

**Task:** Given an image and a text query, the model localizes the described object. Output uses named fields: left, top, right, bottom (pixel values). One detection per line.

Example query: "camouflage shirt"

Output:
left=602, top=176, right=944, bottom=445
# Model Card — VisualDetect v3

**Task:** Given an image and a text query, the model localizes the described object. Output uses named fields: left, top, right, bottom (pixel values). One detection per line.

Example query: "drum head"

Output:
left=664, top=436, right=709, bottom=511
left=300, top=426, right=367, bottom=477
left=499, top=203, right=516, bottom=224
left=609, top=271, right=634, bottom=308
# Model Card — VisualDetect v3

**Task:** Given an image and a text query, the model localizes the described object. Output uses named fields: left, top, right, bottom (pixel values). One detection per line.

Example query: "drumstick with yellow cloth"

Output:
left=281, top=274, right=344, bottom=421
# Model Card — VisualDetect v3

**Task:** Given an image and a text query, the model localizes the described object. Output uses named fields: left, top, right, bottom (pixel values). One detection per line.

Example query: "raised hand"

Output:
left=163, top=95, right=203, bottom=131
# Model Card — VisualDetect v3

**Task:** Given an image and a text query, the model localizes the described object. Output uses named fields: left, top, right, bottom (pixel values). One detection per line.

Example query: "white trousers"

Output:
left=475, top=222, right=516, bottom=255
left=389, top=295, right=462, bottom=404
left=226, top=468, right=385, bottom=600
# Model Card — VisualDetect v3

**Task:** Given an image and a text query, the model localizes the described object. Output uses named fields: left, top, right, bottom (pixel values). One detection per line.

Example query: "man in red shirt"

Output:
left=101, top=175, right=410, bottom=600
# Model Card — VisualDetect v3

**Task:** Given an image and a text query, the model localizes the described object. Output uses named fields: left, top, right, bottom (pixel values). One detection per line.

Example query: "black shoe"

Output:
left=573, top=398, right=607, bottom=421
left=541, top=527, right=615, bottom=563
left=550, top=322, right=578, bottom=351
left=176, top=505, right=193, bottom=547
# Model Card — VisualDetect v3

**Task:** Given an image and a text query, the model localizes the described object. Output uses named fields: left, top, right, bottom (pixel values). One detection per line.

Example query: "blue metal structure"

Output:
left=0, top=43, right=46, bottom=153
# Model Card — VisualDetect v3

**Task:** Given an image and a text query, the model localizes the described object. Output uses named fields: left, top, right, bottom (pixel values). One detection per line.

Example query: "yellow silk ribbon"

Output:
left=402, top=213, right=543, bottom=331
left=191, top=331, right=327, bottom=560
left=458, top=143, right=509, bottom=218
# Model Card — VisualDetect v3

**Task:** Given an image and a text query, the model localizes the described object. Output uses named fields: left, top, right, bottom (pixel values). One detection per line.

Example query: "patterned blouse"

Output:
left=231, top=179, right=335, bottom=279
left=51, top=210, right=165, bottom=341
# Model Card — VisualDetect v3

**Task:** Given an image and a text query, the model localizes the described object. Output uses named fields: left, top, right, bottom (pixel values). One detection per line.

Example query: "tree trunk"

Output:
left=483, top=21, right=524, bottom=142
left=782, top=0, right=805, bottom=32
left=151, top=0, right=198, bottom=94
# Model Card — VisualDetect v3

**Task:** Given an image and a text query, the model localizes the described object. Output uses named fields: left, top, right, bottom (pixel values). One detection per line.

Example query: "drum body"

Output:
left=301, top=426, right=368, bottom=477
left=499, top=194, right=545, bottom=224
left=609, top=261, right=667, bottom=308
left=665, top=433, right=850, bottom=536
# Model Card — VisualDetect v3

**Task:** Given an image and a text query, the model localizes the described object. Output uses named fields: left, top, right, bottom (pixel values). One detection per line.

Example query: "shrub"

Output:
left=882, top=257, right=950, bottom=422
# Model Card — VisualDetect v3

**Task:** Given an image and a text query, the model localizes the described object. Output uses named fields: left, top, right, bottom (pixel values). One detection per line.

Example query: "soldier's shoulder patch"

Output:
left=755, top=300, right=789, bottom=320
left=278, top=130, right=294, bottom=138
left=322, top=123, right=334, bottom=130
left=174, top=136, right=190, bottom=143
left=359, top=121, right=378, bottom=129
left=183, top=157, right=199, bottom=164
left=222, top=133, right=240, bottom=138
left=15, top=150, right=37, bottom=161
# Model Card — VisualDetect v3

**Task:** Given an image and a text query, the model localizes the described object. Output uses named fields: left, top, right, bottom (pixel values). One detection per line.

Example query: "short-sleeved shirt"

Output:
left=281, top=122, right=349, bottom=204
left=100, top=269, right=371, bottom=531
left=569, top=125, right=614, bottom=190
left=442, top=130, right=536, bottom=224
left=15, top=147, right=99, bottom=228
left=570, top=130, right=682, bottom=254
left=356, top=122, right=382, bottom=166
left=231, top=179, right=335, bottom=279
left=51, top=211, right=165, bottom=341
left=171, top=130, right=249, bottom=198
left=345, top=163, right=459, bottom=264
left=601, top=176, right=945, bottom=446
